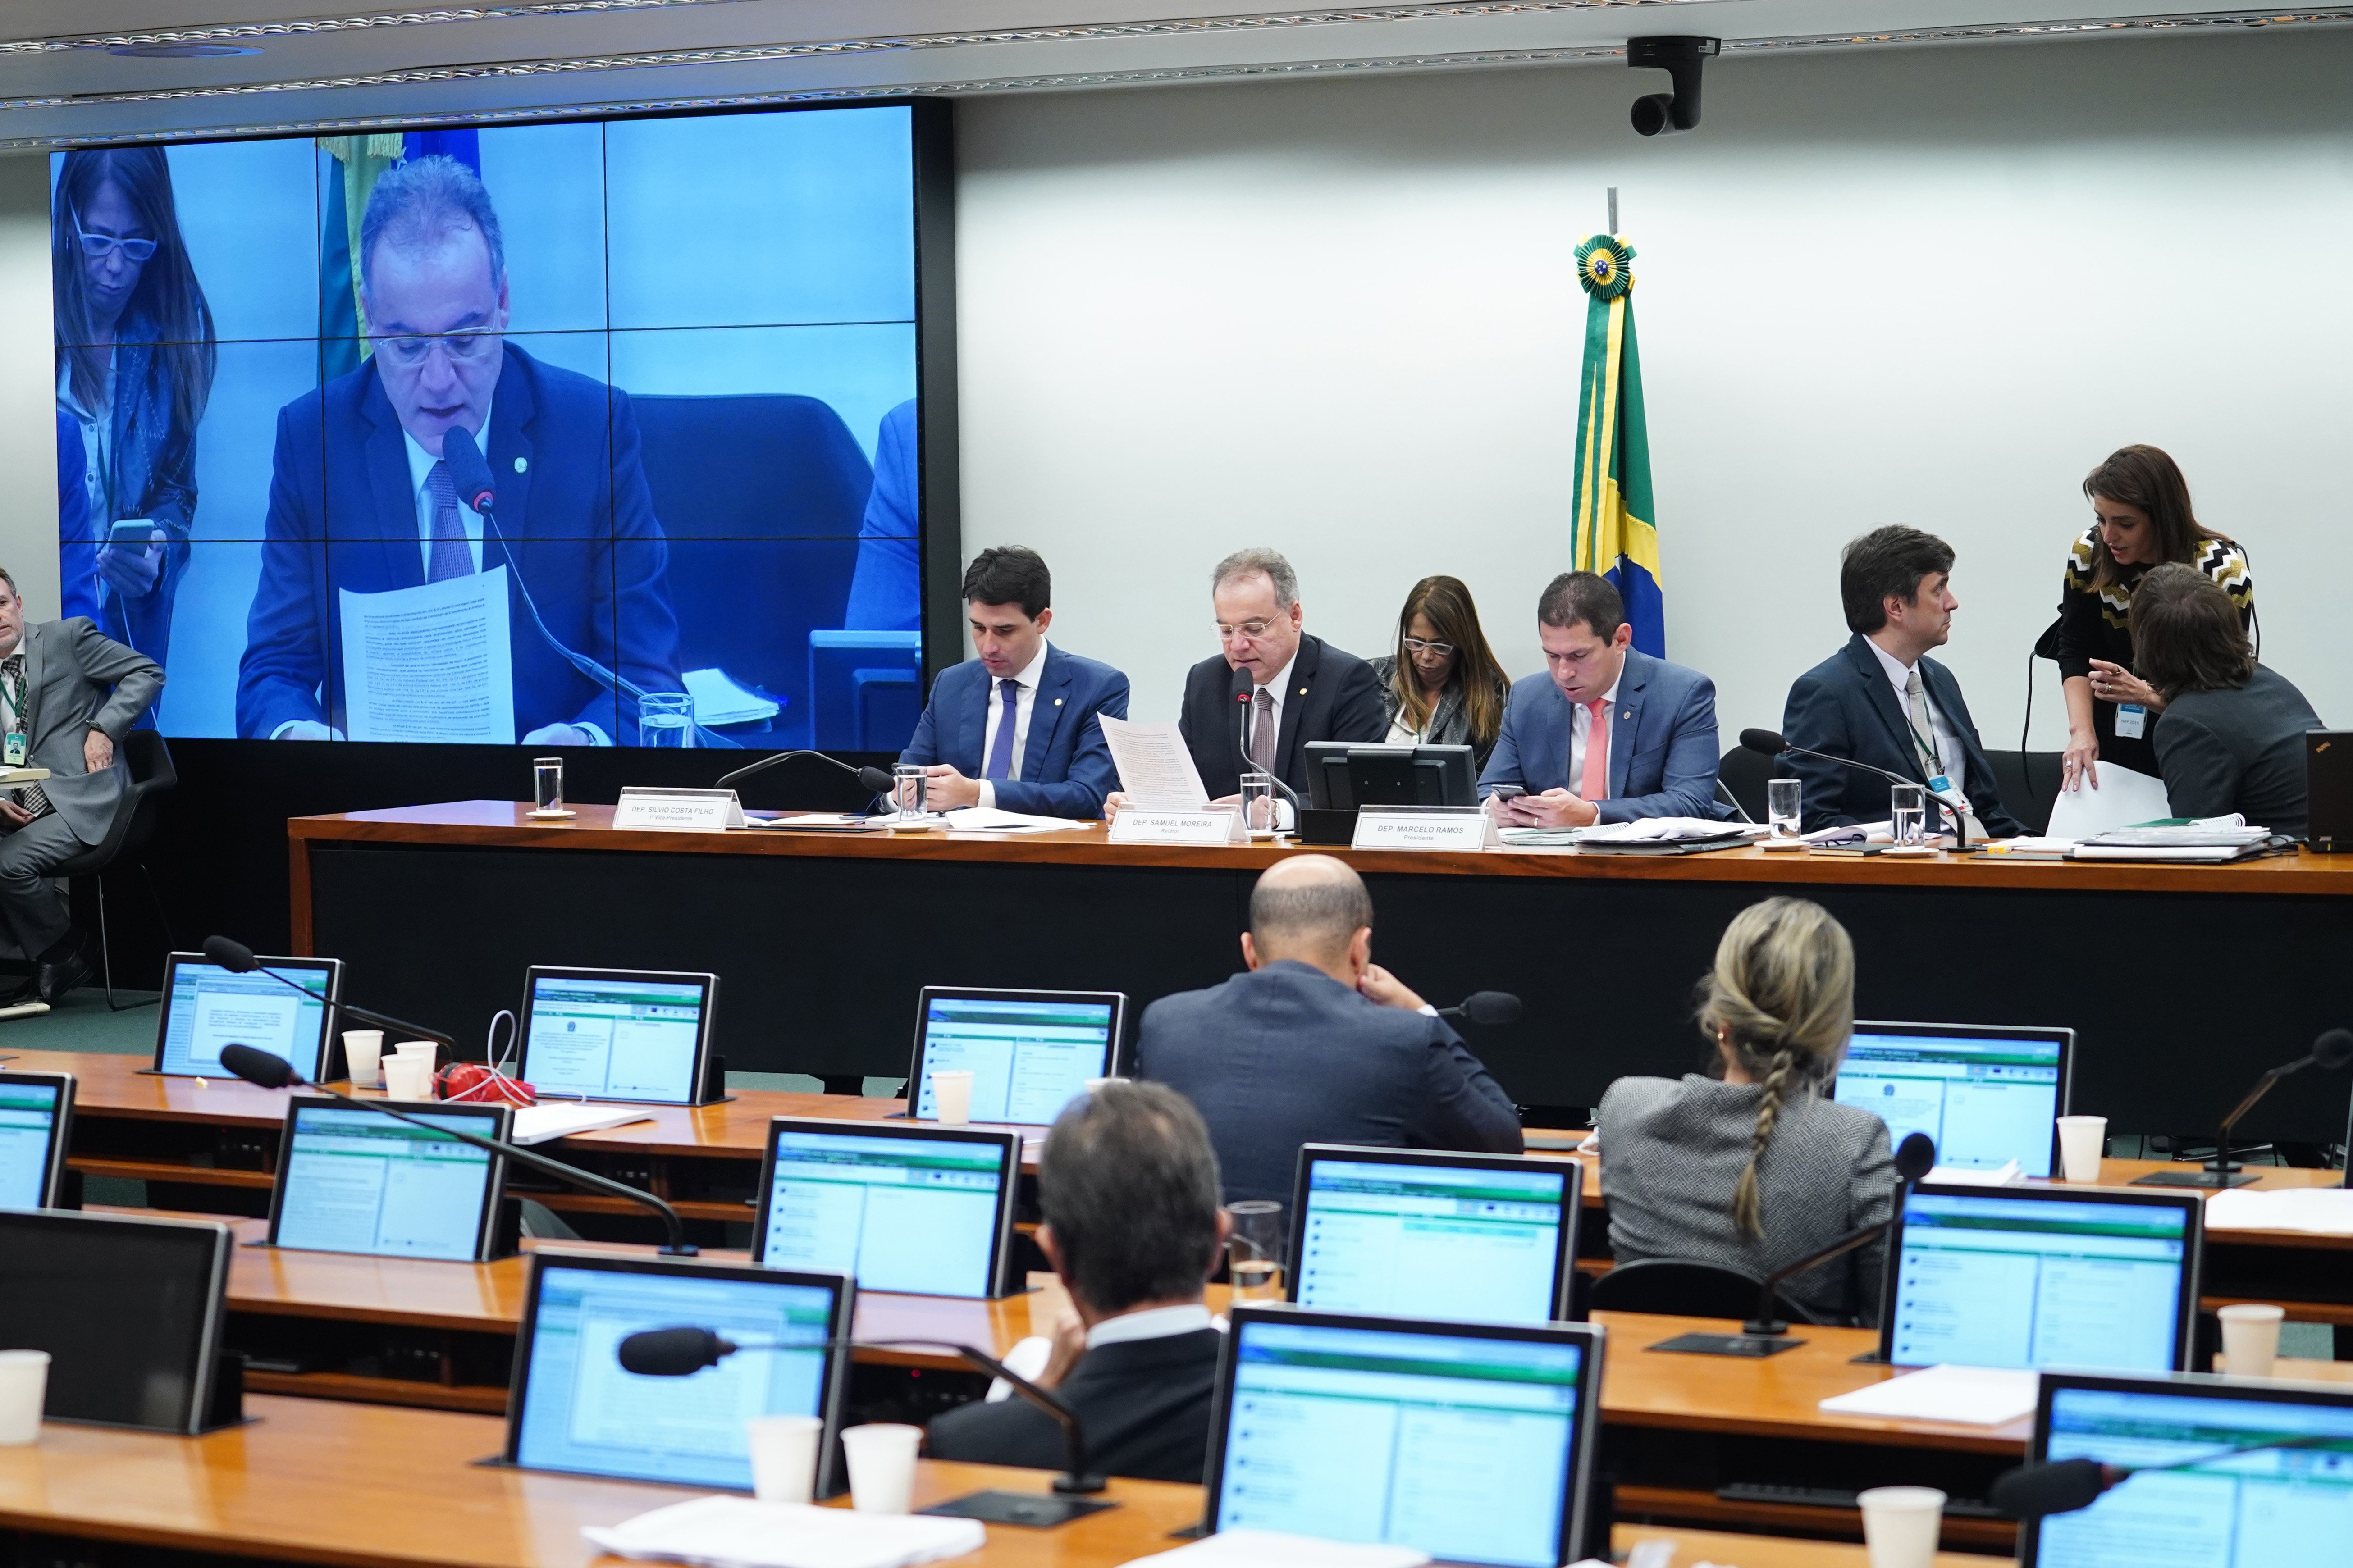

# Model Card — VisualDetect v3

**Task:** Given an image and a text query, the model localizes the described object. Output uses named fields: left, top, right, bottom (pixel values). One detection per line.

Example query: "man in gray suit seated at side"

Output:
left=1136, top=855, right=1523, bottom=1204
left=0, top=566, right=163, bottom=1002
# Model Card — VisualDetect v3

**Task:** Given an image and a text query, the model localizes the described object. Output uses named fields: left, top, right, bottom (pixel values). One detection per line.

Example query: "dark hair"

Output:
left=1536, top=571, right=1625, bottom=641
left=2130, top=563, right=2255, bottom=698
left=1389, top=575, right=1508, bottom=750
left=960, top=546, right=1050, bottom=619
left=1038, top=1081, right=1223, bottom=1314
left=1839, top=526, right=1955, bottom=635
left=2081, top=446, right=2233, bottom=592
left=360, top=154, right=507, bottom=296
left=1248, top=857, right=1374, bottom=964
left=52, top=149, right=217, bottom=450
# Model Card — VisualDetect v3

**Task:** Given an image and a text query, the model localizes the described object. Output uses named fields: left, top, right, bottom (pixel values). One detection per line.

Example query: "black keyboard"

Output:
left=1715, top=1482, right=2007, bottom=1520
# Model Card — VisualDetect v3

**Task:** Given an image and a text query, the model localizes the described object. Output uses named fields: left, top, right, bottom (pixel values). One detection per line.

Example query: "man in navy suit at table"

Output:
left=237, top=155, right=680, bottom=743
left=1477, top=570, right=1727, bottom=824
left=897, top=546, right=1129, bottom=819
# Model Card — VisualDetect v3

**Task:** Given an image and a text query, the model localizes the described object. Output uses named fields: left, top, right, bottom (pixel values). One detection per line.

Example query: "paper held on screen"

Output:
left=339, top=566, right=515, bottom=743
left=584, top=1494, right=983, bottom=1568
left=2045, top=762, right=2172, bottom=840
left=1099, top=716, right=1211, bottom=808
left=1817, top=1364, right=2040, bottom=1427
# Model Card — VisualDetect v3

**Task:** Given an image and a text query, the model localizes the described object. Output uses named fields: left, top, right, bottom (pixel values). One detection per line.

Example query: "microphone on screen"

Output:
left=441, top=425, right=498, bottom=515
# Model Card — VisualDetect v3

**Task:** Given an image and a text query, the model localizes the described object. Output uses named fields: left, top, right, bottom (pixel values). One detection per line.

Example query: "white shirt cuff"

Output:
left=1417, top=1004, right=1439, bottom=1017
left=978, top=780, right=996, bottom=810
left=577, top=723, right=612, bottom=747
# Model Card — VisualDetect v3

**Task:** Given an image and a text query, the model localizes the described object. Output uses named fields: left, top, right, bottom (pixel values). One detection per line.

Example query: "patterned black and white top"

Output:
left=2053, top=525, right=2254, bottom=777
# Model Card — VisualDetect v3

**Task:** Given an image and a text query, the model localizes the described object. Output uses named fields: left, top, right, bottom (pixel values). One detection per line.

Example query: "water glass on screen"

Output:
left=533, top=757, right=564, bottom=813
left=1890, top=783, right=1927, bottom=847
left=1225, top=1200, right=1286, bottom=1300
left=639, top=693, right=694, bottom=747
left=1767, top=777, right=1801, bottom=839
left=1239, top=771, right=1278, bottom=838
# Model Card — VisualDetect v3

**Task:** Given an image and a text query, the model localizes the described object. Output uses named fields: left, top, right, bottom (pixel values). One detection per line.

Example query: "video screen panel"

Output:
left=53, top=107, right=929, bottom=751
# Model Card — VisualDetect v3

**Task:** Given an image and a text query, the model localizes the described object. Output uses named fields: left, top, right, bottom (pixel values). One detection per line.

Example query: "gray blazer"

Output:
left=1366, top=656, right=1509, bottom=773
left=2153, top=664, right=2321, bottom=840
left=1597, top=1073, right=1896, bottom=1326
left=14, top=618, right=164, bottom=847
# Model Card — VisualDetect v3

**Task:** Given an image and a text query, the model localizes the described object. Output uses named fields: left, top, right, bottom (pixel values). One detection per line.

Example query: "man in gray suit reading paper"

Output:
left=0, top=567, right=163, bottom=1002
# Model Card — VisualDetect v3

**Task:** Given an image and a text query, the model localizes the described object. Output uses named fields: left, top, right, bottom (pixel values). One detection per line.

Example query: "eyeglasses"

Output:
left=69, top=203, right=157, bottom=264
left=1214, top=619, right=1279, bottom=642
left=375, top=330, right=501, bottom=367
left=1402, top=638, right=1457, bottom=657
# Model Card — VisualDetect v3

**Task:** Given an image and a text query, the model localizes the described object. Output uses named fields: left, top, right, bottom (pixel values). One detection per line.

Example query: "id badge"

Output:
left=1926, top=774, right=1955, bottom=795
left=2116, top=703, right=2147, bottom=740
left=4, top=733, right=24, bottom=767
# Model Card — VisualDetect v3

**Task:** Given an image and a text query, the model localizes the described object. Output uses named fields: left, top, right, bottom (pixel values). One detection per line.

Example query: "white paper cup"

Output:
left=1084, top=1077, right=1125, bottom=1093
left=745, top=1413, right=825, bottom=1504
left=1857, top=1486, right=1946, bottom=1568
left=382, top=1056, right=435, bottom=1102
left=342, top=1030, right=385, bottom=1089
left=0, top=1349, right=50, bottom=1445
left=391, top=1040, right=438, bottom=1061
left=930, top=1069, right=974, bottom=1126
left=841, top=1422, right=923, bottom=1514
left=2056, top=1116, right=2108, bottom=1183
left=2219, top=1302, right=2285, bottom=1378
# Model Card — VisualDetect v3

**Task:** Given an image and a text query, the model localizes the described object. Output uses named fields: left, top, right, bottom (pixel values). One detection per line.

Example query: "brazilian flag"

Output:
left=1568, top=233, right=1665, bottom=656
left=315, top=130, right=483, bottom=383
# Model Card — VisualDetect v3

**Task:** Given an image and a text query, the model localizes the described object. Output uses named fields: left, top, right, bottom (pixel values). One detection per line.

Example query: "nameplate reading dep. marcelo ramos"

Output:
left=1351, top=806, right=1498, bottom=852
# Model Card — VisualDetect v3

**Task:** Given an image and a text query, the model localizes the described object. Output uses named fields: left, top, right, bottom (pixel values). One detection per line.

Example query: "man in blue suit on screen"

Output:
left=237, top=155, right=680, bottom=743
left=1477, top=570, right=1726, bottom=824
left=896, top=546, right=1129, bottom=819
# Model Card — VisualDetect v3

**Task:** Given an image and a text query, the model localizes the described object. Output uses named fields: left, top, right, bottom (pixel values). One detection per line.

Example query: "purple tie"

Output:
left=983, top=678, right=1020, bottom=780
left=425, top=461, right=473, bottom=583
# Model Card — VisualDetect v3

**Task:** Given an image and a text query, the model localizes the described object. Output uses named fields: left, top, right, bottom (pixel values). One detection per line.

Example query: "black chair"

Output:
left=1983, top=748, right=2063, bottom=837
left=1587, top=1257, right=1823, bottom=1326
left=54, top=729, right=176, bottom=1011
left=1717, top=743, right=1773, bottom=825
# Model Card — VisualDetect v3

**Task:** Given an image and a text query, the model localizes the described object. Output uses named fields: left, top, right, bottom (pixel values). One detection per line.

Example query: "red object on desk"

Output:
left=435, top=1064, right=535, bottom=1106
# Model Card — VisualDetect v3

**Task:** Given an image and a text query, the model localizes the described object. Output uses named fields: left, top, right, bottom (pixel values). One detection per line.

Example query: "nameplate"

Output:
left=612, top=787, right=745, bottom=831
left=1109, top=807, right=1247, bottom=845
left=1352, top=805, right=1498, bottom=852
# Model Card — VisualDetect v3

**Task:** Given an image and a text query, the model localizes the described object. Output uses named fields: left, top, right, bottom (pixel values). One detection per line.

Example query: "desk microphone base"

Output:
left=2131, top=1169, right=2259, bottom=1189
left=923, top=1491, right=1117, bottom=1528
left=1647, top=1331, right=1806, bottom=1358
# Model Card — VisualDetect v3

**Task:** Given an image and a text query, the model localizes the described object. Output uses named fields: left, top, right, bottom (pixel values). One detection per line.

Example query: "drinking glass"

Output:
left=1239, top=771, right=1278, bottom=838
left=892, top=764, right=928, bottom=820
left=1225, top=1200, right=1287, bottom=1301
left=532, top=757, right=564, bottom=814
left=1767, top=778, right=1801, bottom=839
left=1890, top=783, right=1927, bottom=847
left=638, top=692, right=693, bottom=747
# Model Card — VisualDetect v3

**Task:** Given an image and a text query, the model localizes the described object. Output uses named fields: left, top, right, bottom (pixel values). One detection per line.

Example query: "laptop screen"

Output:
left=910, top=989, right=1121, bottom=1125
left=1291, top=1150, right=1577, bottom=1323
left=520, top=970, right=713, bottom=1104
left=1210, top=1313, right=1595, bottom=1568
left=753, top=1124, right=1014, bottom=1298
left=1886, top=1190, right=2195, bottom=1372
left=0, top=1076, right=66, bottom=1209
left=2031, top=1379, right=2353, bottom=1565
left=154, top=955, right=337, bottom=1080
left=270, top=1102, right=506, bottom=1261
left=509, top=1258, right=848, bottom=1490
left=1836, top=1024, right=2069, bottom=1176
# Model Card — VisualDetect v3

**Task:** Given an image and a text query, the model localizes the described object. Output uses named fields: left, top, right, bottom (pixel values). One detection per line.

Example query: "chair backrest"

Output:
left=1587, top=1257, right=1822, bottom=1326
left=1982, top=748, right=2062, bottom=836
left=111, top=729, right=176, bottom=861
left=1717, top=742, right=1774, bottom=825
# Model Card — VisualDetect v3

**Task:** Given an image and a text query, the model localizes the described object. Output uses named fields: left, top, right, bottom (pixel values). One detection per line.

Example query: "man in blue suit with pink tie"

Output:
left=898, top=547, right=1129, bottom=819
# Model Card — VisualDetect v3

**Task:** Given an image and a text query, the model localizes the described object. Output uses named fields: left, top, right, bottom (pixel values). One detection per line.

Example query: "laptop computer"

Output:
left=1285, top=1145, right=1581, bottom=1323
left=0, top=1070, right=73, bottom=1208
left=151, top=952, right=343, bottom=1081
left=2306, top=729, right=2353, bottom=850
left=1205, top=1304, right=1606, bottom=1567
left=265, top=1096, right=512, bottom=1262
left=1836, top=1021, right=2074, bottom=1177
left=905, top=986, right=1126, bottom=1125
left=751, top=1118, right=1021, bottom=1298
left=515, top=966, right=719, bottom=1106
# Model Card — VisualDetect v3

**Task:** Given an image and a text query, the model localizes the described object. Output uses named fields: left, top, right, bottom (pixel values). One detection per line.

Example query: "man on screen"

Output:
left=237, top=155, right=680, bottom=743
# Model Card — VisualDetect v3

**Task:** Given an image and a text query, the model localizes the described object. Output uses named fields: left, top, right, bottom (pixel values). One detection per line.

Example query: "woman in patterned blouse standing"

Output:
left=2054, top=445, right=2252, bottom=792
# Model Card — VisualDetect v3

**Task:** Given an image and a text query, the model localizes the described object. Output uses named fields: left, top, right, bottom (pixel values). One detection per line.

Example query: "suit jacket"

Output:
left=1475, top=650, right=1729, bottom=821
left=9, top=619, right=164, bottom=847
left=1176, top=633, right=1386, bottom=799
left=899, top=645, right=1131, bottom=818
left=2153, top=665, right=2321, bottom=840
left=925, top=1328, right=1222, bottom=1484
left=1779, top=634, right=2023, bottom=838
left=236, top=344, right=682, bottom=742
left=1137, top=960, right=1523, bottom=1205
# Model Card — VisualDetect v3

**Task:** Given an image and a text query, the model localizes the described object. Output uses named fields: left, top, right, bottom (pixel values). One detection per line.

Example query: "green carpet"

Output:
left=0, top=987, right=160, bottom=1055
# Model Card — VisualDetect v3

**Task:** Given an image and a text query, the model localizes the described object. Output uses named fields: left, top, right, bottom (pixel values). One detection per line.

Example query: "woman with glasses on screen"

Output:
left=52, top=147, right=217, bottom=677
left=1367, top=575, right=1511, bottom=773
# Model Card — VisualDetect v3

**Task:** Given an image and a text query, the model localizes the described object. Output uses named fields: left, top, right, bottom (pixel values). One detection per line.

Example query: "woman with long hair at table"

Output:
left=1366, top=574, right=1512, bottom=772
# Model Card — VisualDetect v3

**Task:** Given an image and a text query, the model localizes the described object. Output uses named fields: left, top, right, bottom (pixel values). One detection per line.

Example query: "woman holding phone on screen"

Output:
left=52, top=146, right=216, bottom=675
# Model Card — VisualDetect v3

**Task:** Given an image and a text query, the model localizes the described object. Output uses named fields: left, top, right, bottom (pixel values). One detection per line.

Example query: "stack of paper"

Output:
left=1565, top=818, right=1764, bottom=855
left=1818, top=1364, right=2040, bottom=1426
left=1119, top=1530, right=1430, bottom=1568
left=942, top=807, right=1086, bottom=834
left=512, top=1103, right=654, bottom=1145
left=1923, top=1160, right=2024, bottom=1187
left=2205, top=1187, right=2353, bottom=1235
left=584, top=1495, right=984, bottom=1568
left=684, top=668, right=782, bottom=727
left=2073, top=816, right=2279, bottom=863
left=2045, top=764, right=2172, bottom=840
left=744, top=813, right=882, bottom=832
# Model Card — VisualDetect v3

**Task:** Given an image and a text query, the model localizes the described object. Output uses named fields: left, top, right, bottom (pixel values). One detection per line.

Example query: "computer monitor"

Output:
left=752, top=1118, right=1020, bottom=1298
left=1205, top=1306, right=1605, bottom=1568
left=906, top=986, right=1126, bottom=1125
left=0, top=1208, right=235, bottom=1433
left=516, top=967, right=718, bottom=1105
left=1881, top=1185, right=2201, bottom=1373
left=1285, top=1146, right=1581, bottom=1324
left=0, top=1071, right=73, bottom=1209
left=2024, top=1371, right=2353, bottom=1566
left=151, top=952, right=343, bottom=1081
left=1836, top=1021, right=2074, bottom=1177
left=504, top=1253, right=854, bottom=1491
left=1306, top=742, right=1480, bottom=809
left=265, top=1096, right=512, bottom=1262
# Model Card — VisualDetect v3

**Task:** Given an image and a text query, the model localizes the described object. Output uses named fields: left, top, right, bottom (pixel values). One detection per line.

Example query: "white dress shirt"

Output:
left=976, top=639, right=1051, bottom=810
left=1567, top=672, right=1624, bottom=798
left=1864, top=637, right=1965, bottom=784
left=403, top=410, right=489, bottom=579
left=1084, top=1301, right=1218, bottom=1350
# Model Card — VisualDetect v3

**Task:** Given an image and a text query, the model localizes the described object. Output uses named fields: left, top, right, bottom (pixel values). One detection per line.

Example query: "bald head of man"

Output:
left=1241, top=854, right=1375, bottom=979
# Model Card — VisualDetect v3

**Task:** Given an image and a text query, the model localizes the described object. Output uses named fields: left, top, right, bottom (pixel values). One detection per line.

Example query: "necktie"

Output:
left=4, top=657, right=49, bottom=818
left=983, top=678, right=1020, bottom=780
left=1248, top=687, right=1277, bottom=774
left=425, top=461, right=473, bottom=583
left=1579, top=699, right=1610, bottom=801
left=1905, top=670, right=1986, bottom=840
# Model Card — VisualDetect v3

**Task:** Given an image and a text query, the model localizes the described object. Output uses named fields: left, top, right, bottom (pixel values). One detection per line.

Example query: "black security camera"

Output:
left=1628, top=36, right=1719, bottom=136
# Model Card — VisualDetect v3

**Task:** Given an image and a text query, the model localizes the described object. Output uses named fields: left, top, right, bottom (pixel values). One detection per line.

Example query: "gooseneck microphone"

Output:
left=2159, top=1028, right=2353, bottom=1187
left=1990, top=1434, right=2337, bottom=1520
left=1741, top=1130, right=1938, bottom=1337
left=202, top=935, right=458, bottom=1055
left=1740, top=728, right=1973, bottom=848
left=712, top=750, right=895, bottom=796
left=1230, top=665, right=1304, bottom=816
left=1436, top=992, right=1524, bottom=1027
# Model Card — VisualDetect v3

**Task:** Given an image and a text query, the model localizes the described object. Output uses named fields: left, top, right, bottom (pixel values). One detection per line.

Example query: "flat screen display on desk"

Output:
left=752, top=1119, right=1018, bottom=1298
left=0, top=1071, right=73, bottom=1209
left=1882, top=1185, right=2199, bottom=1373
left=151, top=952, right=341, bottom=1080
left=266, top=1097, right=511, bottom=1261
left=1205, top=1306, right=1604, bottom=1568
left=1286, top=1145, right=1580, bottom=1324
left=1836, top=1021, right=2073, bottom=1176
left=517, top=967, right=716, bottom=1104
left=505, top=1253, right=853, bottom=1491
left=907, top=986, right=1125, bottom=1125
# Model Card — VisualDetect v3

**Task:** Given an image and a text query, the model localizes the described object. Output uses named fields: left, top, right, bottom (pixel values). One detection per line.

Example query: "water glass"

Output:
left=532, top=757, right=564, bottom=813
left=1239, top=770, right=1278, bottom=837
left=638, top=692, right=694, bottom=748
left=1767, top=777, right=1802, bottom=839
left=1890, top=783, right=1927, bottom=847
left=1225, top=1200, right=1287, bottom=1301
left=892, top=764, right=928, bottom=820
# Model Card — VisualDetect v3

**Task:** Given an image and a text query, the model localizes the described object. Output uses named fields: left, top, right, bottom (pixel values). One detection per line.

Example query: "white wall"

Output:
left=955, top=29, right=2353, bottom=751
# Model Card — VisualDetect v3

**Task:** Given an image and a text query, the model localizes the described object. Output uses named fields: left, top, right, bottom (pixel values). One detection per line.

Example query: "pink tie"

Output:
left=1580, top=699, right=1610, bottom=801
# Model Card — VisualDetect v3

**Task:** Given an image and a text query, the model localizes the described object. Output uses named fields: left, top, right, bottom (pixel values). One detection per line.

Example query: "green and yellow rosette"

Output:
left=1576, top=234, right=1635, bottom=301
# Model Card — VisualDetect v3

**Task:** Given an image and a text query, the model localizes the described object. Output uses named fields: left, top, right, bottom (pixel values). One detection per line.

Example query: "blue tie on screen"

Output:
left=983, top=679, right=1019, bottom=780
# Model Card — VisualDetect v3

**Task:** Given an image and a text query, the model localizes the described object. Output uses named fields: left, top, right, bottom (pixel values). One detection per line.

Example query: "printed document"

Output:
left=2046, top=763, right=2171, bottom=841
left=340, top=566, right=514, bottom=743
left=1100, top=716, right=1210, bottom=808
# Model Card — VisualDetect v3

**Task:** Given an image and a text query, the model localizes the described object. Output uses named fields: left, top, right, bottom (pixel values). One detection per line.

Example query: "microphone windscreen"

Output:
left=617, top=1326, right=727, bottom=1377
left=1894, top=1131, right=1937, bottom=1181
left=219, top=1043, right=297, bottom=1090
left=441, top=426, right=498, bottom=513
left=1231, top=665, right=1256, bottom=701
left=1462, top=991, right=1524, bottom=1027
left=2313, top=1029, right=2353, bottom=1071
left=855, top=766, right=896, bottom=794
left=1738, top=728, right=1787, bottom=756
left=1989, top=1457, right=2112, bottom=1519
left=202, top=934, right=258, bottom=973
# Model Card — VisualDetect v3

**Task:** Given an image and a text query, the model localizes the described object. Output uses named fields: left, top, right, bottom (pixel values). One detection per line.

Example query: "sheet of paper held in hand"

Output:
left=2045, top=761, right=2172, bottom=841
left=339, top=566, right=515, bottom=744
left=1099, top=716, right=1211, bottom=808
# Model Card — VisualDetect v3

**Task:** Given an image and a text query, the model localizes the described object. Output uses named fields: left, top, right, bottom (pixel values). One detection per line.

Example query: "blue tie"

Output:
left=983, top=678, right=1020, bottom=780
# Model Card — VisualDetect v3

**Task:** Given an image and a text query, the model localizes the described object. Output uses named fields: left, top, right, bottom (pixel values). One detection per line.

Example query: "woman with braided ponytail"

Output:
left=1593, top=898, right=1899, bottom=1326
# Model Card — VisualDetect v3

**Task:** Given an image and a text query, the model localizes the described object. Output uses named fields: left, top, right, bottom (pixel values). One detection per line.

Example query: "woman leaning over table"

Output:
left=1366, top=574, right=1512, bottom=773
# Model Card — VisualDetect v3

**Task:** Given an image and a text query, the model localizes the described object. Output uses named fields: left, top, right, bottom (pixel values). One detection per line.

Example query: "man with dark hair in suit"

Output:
left=896, top=546, right=1129, bottom=819
left=926, top=1080, right=1228, bottom=1483
left=1137, top=855, right=1522, bottom=1205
